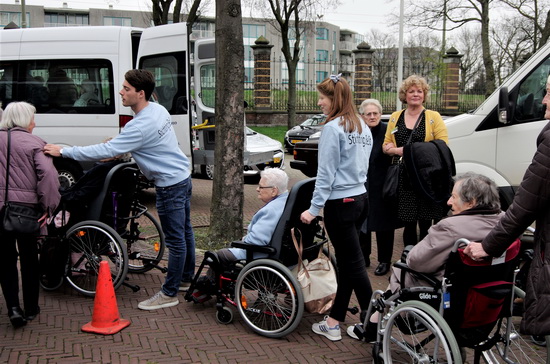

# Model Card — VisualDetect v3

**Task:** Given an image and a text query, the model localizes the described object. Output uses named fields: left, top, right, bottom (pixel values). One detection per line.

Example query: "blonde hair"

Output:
left=0, top=102, right=35, bottom=129
left=398, top=75, right=430, bottom=104
left=317, top=76, right=362, bottom=133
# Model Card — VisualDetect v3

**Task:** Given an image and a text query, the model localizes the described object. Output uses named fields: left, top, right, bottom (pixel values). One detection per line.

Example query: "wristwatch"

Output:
left=60, top=148, right=64, bottom=157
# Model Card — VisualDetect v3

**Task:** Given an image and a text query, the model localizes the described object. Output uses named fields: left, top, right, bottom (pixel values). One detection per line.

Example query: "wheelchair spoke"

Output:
left=236, top=260, right=304, bottom=338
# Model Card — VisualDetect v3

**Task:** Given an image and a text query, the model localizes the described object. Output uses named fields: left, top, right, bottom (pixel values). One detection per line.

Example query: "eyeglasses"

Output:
left=258, top=186, right=274, bottom=189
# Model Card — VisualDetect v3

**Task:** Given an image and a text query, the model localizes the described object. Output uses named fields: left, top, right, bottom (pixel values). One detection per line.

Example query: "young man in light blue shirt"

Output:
left=44, top=69, right=195, bottom=310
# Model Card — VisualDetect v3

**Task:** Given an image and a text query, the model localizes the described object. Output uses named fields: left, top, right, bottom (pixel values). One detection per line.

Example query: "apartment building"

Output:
left=0, top=2, right=364, bottom=84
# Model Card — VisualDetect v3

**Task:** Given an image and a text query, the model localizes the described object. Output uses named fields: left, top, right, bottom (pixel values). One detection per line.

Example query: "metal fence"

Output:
left=244, top=57, right=486, bottom=115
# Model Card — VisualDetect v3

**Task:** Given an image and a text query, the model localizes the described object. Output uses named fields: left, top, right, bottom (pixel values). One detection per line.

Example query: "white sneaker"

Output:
left=312, top=316, right=342, bottom=341
left=138, top=291, right=179, bottom=310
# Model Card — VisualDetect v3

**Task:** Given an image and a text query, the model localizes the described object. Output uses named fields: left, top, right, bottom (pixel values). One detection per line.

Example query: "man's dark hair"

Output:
left=125, top=69, right=155, bottom=100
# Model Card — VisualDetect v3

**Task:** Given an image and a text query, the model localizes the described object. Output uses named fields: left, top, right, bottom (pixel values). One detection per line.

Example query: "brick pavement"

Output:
left=0, top=161, right=401, bottom=364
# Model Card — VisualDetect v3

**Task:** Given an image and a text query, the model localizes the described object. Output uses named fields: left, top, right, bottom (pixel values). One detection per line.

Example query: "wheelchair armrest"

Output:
left=401, top=245, right=415, bottom=262
left=231, top=241, right=276, bottom=253
left=231, top=241, right=277, bottom=262
left=393, top=261, right=440, bottom=288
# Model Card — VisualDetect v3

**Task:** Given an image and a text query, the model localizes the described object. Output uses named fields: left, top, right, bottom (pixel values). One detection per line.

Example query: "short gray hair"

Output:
left=455, top=172, right=500, bottom=210
left=0, top=102, right=36, bottom=129
left=359, top=98, right=383, bottom=115
left=260, top=168, right=289, bottom=195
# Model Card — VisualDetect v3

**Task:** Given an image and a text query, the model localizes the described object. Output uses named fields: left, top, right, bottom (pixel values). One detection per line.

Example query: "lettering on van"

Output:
left=158, top=118, right=172, bottom=138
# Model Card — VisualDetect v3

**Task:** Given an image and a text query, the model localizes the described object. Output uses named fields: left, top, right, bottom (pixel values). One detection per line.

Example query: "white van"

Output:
left=0, top=23, right=192, bottom=188
left=0, top=25, right=281, bottom=186
left=446, top=41, right=550, bottom=209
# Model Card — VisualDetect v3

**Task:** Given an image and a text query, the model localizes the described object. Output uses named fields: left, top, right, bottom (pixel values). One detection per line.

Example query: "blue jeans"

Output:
left=156, top=177, right=195, bottom=297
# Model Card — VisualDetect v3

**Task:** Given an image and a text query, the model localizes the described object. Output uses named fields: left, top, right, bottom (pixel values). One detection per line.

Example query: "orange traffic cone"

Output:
left=82, top=261, right=130, bottom=335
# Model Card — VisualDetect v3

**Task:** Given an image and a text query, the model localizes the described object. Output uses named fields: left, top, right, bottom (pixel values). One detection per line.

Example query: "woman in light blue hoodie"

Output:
left=301, top=74, right=374, bottom=341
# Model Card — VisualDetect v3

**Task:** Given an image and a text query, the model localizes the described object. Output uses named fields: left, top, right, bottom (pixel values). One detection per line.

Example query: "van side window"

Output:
left=0, top=59, right=115, bottom=115
left=140, top=51, right=187, bottom=115
left=0, top=62, right=15, bottom=107
left=513, top=58, right=550, bottom=123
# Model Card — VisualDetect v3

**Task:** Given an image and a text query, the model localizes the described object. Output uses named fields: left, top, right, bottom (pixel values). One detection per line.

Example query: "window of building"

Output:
left=316, top=28, right=329, bottom=40
left=103, top=16, right=132, bottom=26
left=243, top=24, right=266, bottom=39
left=44, top=12, right=89, bottom=27
left=316, top=50, right=329, bottom=62
left=1, top=11, right=30, bottom=28
left=316, top=71, right=328, bottom=83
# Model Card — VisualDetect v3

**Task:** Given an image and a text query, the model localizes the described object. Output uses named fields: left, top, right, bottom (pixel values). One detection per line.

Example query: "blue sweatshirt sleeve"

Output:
left=63, top=124, right=144, bottom=161
left=308, top=124, right=340, bottom=216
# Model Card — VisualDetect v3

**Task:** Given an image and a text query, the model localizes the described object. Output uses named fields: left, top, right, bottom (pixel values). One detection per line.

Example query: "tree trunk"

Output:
left=479, top=0, right=496, bottom=96
left=209, top=0, right=245, bottom=243
left=287, top=60, right=297, bottom=129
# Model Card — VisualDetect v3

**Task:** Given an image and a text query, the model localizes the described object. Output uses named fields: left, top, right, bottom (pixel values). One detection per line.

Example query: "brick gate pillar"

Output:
left=251, top=36, right=274, bottom=110
left=442, top=47, right=463, bottom=115
left=352, top=42, right=375, bottom=108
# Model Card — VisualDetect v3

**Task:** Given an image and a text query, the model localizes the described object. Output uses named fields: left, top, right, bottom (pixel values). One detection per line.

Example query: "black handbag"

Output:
left=1, top=129, right=42, bottom=235
left=382, top=110, right=425, bottom=203
left=382, top=160, right=401, bottom=203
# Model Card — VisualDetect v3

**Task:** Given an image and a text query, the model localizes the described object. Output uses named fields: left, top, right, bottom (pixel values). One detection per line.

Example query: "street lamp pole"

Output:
left=21, top=0, right=27, bottom=28
left=396, top=0, right=404, bottom=110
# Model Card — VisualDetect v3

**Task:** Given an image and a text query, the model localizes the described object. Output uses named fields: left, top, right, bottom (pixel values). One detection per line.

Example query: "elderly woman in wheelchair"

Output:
left=349, top=173, right=537, bottom=363
left=188, top=168, right=289, bottom=303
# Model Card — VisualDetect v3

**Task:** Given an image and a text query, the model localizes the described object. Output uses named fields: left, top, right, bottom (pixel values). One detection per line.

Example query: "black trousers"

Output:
left=360, top=229, right=395, bottom=263
left=403, top=219, right=433, bottom=246
left=0, top=232, right=40, bottom=314
left=324, top=193, right=373, bottom=322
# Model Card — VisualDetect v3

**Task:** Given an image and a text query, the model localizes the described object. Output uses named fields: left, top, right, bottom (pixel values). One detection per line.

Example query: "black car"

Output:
left=290, top=115, right=390, bottom=177
left=284, top=114, right=326, bottom=152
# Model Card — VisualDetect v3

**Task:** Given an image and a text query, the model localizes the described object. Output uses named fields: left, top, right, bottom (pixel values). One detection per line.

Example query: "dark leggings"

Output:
left=324, top=193, right=373, bottom=322
left=360, top=229, right=395, bottom=263
left=0, top=232, right=39, bottom=313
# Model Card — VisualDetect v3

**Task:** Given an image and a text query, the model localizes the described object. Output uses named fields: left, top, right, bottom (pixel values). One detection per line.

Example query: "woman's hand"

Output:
left=384, top=143, right=403, bottom=156
left=300, top=210, right=316, bottom=224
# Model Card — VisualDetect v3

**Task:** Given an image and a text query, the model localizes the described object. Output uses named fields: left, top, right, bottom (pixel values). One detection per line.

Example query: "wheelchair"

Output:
left=184, top=177, right=332, bottom=338
left=39, top=161, right=166, bottom=296
left=354, top=237, right=547, bottom=364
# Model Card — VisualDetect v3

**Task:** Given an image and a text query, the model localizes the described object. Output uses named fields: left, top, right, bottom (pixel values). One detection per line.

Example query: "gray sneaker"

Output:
left=312, top=316, right=342, bottom=341
left=179, top=281, right=191, bottom=292
left=138, top=291, right=179, bottom=310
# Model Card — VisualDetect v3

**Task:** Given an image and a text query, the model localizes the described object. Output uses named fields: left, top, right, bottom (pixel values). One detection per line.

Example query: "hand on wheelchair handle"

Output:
left=463, top=241, right=489, bottom=261
left=300, top=210, right=316, bottom=224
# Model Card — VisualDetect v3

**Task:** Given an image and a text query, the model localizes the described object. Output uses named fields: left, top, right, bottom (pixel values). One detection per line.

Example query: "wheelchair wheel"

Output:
left=216, top=306, right=234, bottom=325
left=64, top=220, right=128, bottom=297
left=124, top=211, right=165, bottom=273
left=235, top=259, right=304, bottom=338
left=382, top=300, right=462, bottom=364
left=484, top=287, right=547, bottom=364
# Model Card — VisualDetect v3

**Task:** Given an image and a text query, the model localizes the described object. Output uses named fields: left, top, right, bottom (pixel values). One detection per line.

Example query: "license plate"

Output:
left=291, top=140, right=302, bottom=144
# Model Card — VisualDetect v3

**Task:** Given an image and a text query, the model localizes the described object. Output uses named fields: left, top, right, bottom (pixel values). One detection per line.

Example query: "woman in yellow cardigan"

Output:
left=382, top=75, right=449, bottom=248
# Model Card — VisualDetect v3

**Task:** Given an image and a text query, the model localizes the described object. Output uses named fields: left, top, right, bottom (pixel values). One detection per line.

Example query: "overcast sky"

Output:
left=2, top=0, right=399, bottom=35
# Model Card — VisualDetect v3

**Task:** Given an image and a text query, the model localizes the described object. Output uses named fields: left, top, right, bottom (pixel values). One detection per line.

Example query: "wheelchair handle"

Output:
left=452, top=238, right=470, bottom=252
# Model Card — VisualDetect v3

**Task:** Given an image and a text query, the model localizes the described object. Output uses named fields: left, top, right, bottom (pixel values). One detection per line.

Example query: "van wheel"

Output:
left=201, top=164, right=214, bottom=180
left=54, top=159, right=83, bottom=191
